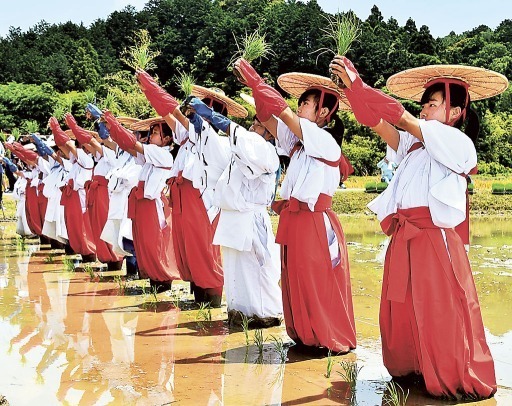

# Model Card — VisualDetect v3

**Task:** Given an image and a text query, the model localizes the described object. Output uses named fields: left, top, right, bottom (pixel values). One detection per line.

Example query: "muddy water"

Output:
left=0, top=217, right=511, bottom=405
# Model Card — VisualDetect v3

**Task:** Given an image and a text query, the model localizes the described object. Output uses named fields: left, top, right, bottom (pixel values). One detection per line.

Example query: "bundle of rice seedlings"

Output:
left=175, top=70, right=196, bottom=99
left=314, top=12, right=360, bottom=86
left=230, top=28, right=274, bottom=83
left=121, top=29, right=161, bottom=72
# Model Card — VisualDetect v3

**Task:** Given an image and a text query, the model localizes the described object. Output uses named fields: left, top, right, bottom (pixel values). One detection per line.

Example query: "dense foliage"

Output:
left=0, top=1, right=511, bottom=175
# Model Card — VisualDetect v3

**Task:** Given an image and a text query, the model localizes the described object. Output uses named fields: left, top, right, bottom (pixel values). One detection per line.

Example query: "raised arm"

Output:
left=329, top=55, right=421, bottom=151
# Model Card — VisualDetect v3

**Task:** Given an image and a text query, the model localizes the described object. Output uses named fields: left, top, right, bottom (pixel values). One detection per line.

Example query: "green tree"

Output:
left=68, top=39, right=102, bottom=91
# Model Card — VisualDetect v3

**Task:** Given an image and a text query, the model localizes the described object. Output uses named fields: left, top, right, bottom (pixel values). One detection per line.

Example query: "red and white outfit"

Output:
left=101, top=147, right=141, bottom=257
left=60, top=149, right=96, bottom=257
left=168, top=120, right=225, bottom=294
left=25, top=157, right=50, bottom=237
left=13, top=170, right=34, bottom=237
left=368, top=120, right=496, bottom=398
left=213, top=124, right=282, bottom=319
left=42, top=157, right=70, bottom=244
left=87, top=147, right=124, bottom=265
left=128, top=144, right=179, bottom=282
left=273, top=117, right=356, bottom=352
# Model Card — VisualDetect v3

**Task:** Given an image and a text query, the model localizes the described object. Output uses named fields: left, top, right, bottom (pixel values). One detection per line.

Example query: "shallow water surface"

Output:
left=0, top=217, right=511, bottom=405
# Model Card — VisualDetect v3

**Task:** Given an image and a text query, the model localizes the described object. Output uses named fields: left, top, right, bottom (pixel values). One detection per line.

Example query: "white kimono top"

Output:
left=135, top=144, right=173, bottom=228
left=213, top=124, right=279, bottom=251
left=92, top=146, right=118, bottom=177
left=368, top=120, right=477, bottom=228
left=276, top=117, right=341, bottom=209
left=171, top=119, right=230, bottom=221
left=65, top=148, right=94, bottom=212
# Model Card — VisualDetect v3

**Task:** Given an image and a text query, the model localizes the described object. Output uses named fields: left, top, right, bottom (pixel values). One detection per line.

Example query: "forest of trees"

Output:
left=0, top=0, right=511, bottom=175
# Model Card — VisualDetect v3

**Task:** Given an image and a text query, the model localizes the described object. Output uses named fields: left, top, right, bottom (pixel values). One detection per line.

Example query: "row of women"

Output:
left=8, top=53, right=508, bottom=400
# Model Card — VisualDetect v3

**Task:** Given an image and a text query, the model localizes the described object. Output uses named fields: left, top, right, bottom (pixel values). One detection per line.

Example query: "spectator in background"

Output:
left=377, top=157, right=397, bottom=184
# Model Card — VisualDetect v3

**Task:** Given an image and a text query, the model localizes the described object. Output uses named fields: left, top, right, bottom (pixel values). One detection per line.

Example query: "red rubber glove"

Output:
left=49, top=117, right=71, bottom=147
left=103, top=111, right=137, bottom=151
left=236, top=59, right=288, bottom=122
left=13, top=142, right=38, bottom=163
left=341, top=56, right=404, bottom=126
left=136, top=70, right=179, bottom=117
left=64, top=114, right=93, bottom=144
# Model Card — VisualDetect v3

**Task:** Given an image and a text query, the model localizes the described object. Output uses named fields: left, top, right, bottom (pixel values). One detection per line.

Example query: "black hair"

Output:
left=299, top=88, right=345, bottom=145
left=420, top=82, right=480, bottom=144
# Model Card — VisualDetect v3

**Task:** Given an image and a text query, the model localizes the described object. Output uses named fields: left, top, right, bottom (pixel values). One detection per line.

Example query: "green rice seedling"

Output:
left=121, top=29, right=161, bottom=72
left=253, top=329, right=265, bottom=355
left=382, top=380, right=409, bottom=406
left=325, top=349, right=336, bottom=378
left=230, top=28, right=274, bottom=66
left=240, top=312, right=254, bottom=346
left=11, top=128, right=21, bottom=141
left=269, top=335, right=287, bottom=363
left=23, top=120, right=39, bottom=134
left=337, top=360, right=362, bottom=388
left=196, top=302, right=212, bottom=322
left=44, top=252, right=55, bottom=264
left=175, top=70, right=196, bottom=99
left=114, top=275, right=127, bottom=295
left=15, top=236, right=27, bottom=251
left=314, top=12, right=360, bottom=85
left=63, top=257, right=75, bottom=272
left=84, top=264, right=95, bottom=280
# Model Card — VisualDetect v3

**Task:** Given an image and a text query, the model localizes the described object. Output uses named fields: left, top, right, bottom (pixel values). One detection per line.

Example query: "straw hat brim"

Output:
left=130, top=116, right=165, bottom=132
left=116, top=116, right=141, bottom=127
left=191, top=85, right=248, bottom=118
left=386, top=65, right=509, bottom=101
left=277, top=73, right=351, bottom=111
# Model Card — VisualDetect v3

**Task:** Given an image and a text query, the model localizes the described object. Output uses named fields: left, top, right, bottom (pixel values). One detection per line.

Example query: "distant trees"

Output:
left=0, top=1, right=510, bottom=174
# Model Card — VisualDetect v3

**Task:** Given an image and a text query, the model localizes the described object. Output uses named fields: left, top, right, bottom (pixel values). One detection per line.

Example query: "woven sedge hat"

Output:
left=386, top=65, right=509, bottom=101
left=116, top=116, right=141, bottom=127
left=277, top=72, right=351, bottom=111
left=130, top=116, right=165, bottom=132
left=191, top=85, right=248, bottom=118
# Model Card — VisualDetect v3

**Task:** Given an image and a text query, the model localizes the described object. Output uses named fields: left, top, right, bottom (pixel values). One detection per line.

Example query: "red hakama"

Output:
left=86, top=175, right=124, bottom=264
left=60, top=180, right=96, bottom=257
left=380, top=206, right=496, bottom=398
left=128, top=181, right=179, bottom=282
left=169, top=174, right=223, bottom=293
left=273, top=194, right=356, bottom=353
left=25, top=182, right=46, bottom=236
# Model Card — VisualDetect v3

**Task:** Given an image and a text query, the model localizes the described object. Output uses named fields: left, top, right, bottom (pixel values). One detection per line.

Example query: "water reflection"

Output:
left=0, top=218, right=511, bottom=405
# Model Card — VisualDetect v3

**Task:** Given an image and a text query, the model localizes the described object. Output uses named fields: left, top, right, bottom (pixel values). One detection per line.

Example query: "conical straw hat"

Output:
left=130, top=116, right=165, bottom=132
left=277, top=72, right=351, bottom=110
left=191, top=85, right=248, bottom=118
left=386, top=65, right=509, bottom=101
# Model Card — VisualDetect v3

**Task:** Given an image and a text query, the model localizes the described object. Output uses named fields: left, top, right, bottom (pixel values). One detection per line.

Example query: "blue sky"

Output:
left=0, top=0, right=510, bottom=38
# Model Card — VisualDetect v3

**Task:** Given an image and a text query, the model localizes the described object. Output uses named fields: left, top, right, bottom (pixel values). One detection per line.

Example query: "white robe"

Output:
left=213, top=124, right=282, bottom=318
left=135, top=144, right=173, bottom=228
left=42, top=157, right=71, bottom=243
left=367, top=120, right=477, bottom=228
left=12, top=173, right=33, bottom=237
left=63, top=149, right=94, bottom=213
left=172, top=119, right=230, bottom=222
left=276, top=117, right=342, bottom=265
left=100, top=147, right=141, bottom=256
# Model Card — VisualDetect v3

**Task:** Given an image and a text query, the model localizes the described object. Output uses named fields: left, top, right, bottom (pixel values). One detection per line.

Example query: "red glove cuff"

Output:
left=137, top=71, right=179, bottom=117
left=237, top=59, right=264, bottom=88
left=65, top=114, right=93, bottom=144
left=104, top=112, right=137, bottom=150
left=253, top=83, right=288, bottom=122
left=49, top=117, right=71, bottom=147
